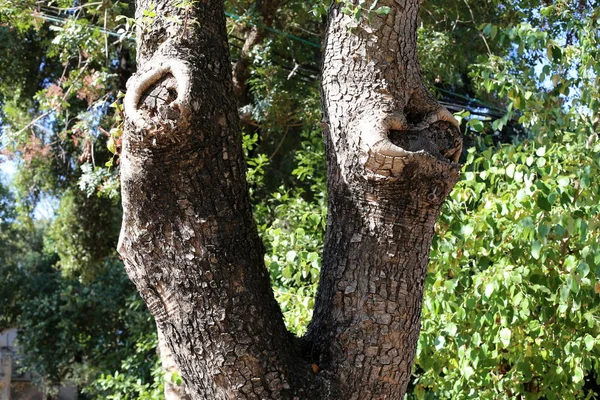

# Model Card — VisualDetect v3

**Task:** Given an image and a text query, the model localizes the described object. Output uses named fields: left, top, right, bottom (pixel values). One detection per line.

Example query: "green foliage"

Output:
left=1, top=0, right=133, bottom=204
left=0, top=186, right=56, bottom=330
left=45, top=189, right=121, bottom=279
left=337, top=0, right=391, bottom=23
left=410, top=2, right=600, bottom=398
left=261, top=189, right=326, bottom=334
left=247, top=123, right=326, bottom=335
left=415, top=133, right=600, bottom=399
left=1, top=167, right=154, bottom=398
left=83, top=312, right=163, bottom=400
left=0, top=234, right=159, bottom=393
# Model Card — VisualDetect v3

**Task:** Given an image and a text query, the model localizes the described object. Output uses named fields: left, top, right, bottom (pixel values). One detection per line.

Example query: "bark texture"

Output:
left=119, top=0, right=462, bottom=399
left=119, top=0, right=314, bottom=398
left=305, top=0, right=462, bottom=397
left=158, top=329, right=191, bottom=400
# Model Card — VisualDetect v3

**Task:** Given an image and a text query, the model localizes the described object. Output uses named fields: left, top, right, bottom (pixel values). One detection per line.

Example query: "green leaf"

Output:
left=531, top=240, right=542, bottom=260
left=537, top=195, right=552, bottom=211
left=568, top=275, right=580, bottom=294
left=462, top=365, right=475, bottom=379
left=577, top=262, right=590, bottom=278
left=506, top=163, right=516, bottom=178
left=584, top=335, right=595, bottom=351
left=282, top=267, right=293, bottom=279
left=435, top=335, right=446, bottom=350
left=482, top=24, right=493, bottom=37
left=446, top=323, right=458, bottom=336
left=560, top=285, right=570, bottom=303
left=490, top=25, right=498, bottom=39
left=107, top=137, right=116, bottom=154
left=375, top=6, right=391, bottom=15
left=536, top=146, right=546, bottom=157
left=572, top=366, right=584, bottom=384
left=286, top=250, right=297, bottom=263
left=469, top=119, right=485, bottom=132
left=499, top=328, right=512, bottom=347
left=484, top=283, right=495, bottom=299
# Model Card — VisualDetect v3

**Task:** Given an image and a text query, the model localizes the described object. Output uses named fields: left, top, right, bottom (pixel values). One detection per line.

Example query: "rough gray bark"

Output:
left=118, top=0, right=462, bottom=399
left=157, top=329, right=191, bottom=400
left=119, top=0, right=313, bottom=398
left=305, top=1, right=462, bottom=397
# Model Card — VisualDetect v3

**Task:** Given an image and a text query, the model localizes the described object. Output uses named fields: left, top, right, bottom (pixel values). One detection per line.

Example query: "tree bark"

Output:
left=157, top=328, right=191, bottom=400
left=305, top=1, right=462, bottom=397
left=118, top=0, right=313, bottom=398
left=118, top=0, right=462, bottom=399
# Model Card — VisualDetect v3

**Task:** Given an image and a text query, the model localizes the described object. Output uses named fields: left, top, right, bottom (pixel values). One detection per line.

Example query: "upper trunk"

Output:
left=118, top=0, right=462, bottom=399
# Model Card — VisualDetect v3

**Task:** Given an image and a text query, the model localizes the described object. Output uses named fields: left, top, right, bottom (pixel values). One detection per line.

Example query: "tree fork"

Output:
left=119, top=0, right=461, bottom=398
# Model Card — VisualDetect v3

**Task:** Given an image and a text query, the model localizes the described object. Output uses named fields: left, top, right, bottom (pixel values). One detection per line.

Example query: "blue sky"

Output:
left=0, top=156, right=16, bottom=184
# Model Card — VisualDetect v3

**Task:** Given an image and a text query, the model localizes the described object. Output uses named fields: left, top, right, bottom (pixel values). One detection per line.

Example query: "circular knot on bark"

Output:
left=124, top=57, right=192, bottom=135
left=358, top=107, right=462, bottom=181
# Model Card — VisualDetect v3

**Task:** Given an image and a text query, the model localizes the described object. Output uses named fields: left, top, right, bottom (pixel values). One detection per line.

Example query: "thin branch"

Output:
left=268, top=125, right=290, bottom=160
left=13, top=112, right=51, bottom=136
left=104, top=8, right=109, bottom=63
left=462, top=0, right=492, bottom=56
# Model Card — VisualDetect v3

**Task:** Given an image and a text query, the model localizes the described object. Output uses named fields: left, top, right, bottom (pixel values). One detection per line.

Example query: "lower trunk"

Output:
left=158, top=329, right=190, bottom=400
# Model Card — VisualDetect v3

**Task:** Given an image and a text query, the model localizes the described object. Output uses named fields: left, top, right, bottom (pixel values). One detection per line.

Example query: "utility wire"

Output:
left=224, top=12, right=321, bottom=49
left=436, top=87, right=504, bottom=113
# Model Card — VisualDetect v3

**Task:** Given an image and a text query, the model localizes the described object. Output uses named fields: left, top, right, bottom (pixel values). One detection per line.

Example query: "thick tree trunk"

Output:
left=118, top=0, right=462, bottom=399
left=306, top=1, right=462, bottom=397
left=118, top=0, right=313, bottom=398
left=308, top=0, right=461, bottom=399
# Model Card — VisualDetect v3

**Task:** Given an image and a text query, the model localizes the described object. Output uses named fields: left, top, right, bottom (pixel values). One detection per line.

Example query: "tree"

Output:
left=4, top=0, right=597, bottom=398
left=118, top=0, right=462, bottom=398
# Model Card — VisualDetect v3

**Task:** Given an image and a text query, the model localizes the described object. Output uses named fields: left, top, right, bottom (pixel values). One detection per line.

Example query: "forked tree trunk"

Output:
left=118, top=0, right=462, bottom=399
